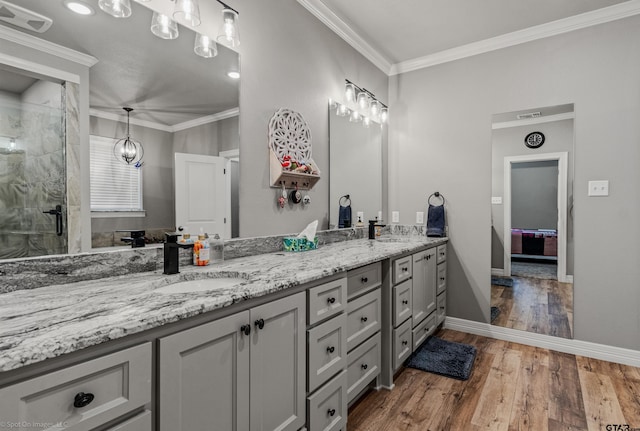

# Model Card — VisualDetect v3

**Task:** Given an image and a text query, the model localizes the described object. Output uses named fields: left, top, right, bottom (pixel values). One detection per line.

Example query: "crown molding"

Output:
left=296, top=0, right=392, bottom=75
left=391, top=0, right=640, bottom=75
left=492, top=111, right=575, bottom=130
left=90, top=107, right=240, bottom=133
left=171, top=107, right=239, bottom=132
left=0, top=25, right=98, bottom=68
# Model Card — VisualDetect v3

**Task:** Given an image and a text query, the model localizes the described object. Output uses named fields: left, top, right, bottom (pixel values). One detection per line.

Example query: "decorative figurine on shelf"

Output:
left=281, top=155, right=292, bottom=169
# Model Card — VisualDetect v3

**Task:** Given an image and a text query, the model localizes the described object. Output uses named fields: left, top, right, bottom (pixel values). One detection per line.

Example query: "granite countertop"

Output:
left=0, top=236, right=446, bottom=373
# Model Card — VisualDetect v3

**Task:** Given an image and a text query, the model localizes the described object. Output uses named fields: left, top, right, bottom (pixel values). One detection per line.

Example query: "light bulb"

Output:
left=217, top=8, right=240, bottom=48
left=370, top=100, right=381, bottom=117
left=345, top=83, right=356, bottom=103
left=336, top=104, right=348, bottom=117
left=362, top=117, right=371, bottom=128
left=349, top=110, right=361, bottom=123
left=174, top=0, right=201, bottom=27
left=380, top=107, right=388, bottom=123
left=98, top=0, right=131, bottom=18
left=357, top=91, right=370, bottom=110
left=194, top=33, right=217, bottom=58
left=151, top=12, right=179, bottom=40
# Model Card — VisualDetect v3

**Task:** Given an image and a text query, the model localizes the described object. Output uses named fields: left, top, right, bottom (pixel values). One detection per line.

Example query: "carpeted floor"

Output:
left=511, top=261, right=557, bottom=280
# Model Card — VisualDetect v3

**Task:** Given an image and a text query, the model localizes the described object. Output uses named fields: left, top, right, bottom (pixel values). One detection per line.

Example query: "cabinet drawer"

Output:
left=437, top=244, right=447, bottom=264
left=347, top=262, right=381, bottom=299
left=308, top=277, right=347, bottom=326
left=308, top=314, right=347, bottom=393
left=393, top=256, right=412, bottom=285
left=412, top=314, right=437, bottom=352
left=392, top=279, right=412, bottom=327
left=307, top=370, right=347, bottom=431
left=346, top=288, right=381, bottom=352
left=393, top=318, right=412, bottom=371
left=107, top=410, right=152, bottom=431
left=437, top=291, right=446, bottom=325
left=0, top=343, right=152, bottom=431
left=346, top=333, right=381, bottom=403
left=437, top=262, right=447, bottom=295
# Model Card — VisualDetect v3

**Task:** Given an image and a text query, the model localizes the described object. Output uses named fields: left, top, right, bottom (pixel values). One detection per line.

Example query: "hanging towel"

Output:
left=338, top=205, right=352, bottom=228
left=426, top=204, right=445, bottom=237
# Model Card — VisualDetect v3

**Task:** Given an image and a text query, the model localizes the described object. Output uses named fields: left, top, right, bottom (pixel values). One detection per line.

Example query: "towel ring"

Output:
left=428, top=191, right=445, bottom=206
left=339, top=194, right=351, bottom=207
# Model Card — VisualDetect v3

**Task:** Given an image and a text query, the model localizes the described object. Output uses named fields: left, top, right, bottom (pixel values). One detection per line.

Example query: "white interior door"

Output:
left=175, top=153, right=227, bottom=238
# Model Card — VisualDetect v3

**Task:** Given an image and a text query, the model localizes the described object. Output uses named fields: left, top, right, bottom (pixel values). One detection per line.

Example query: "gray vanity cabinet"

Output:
left=411, top=248, right=437, bottom=327
left=159, top=292, right=306, bottom=431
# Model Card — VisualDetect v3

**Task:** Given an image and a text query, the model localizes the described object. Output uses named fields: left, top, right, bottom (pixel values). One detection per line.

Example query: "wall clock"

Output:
left=524, top=131, right=545, bottom=148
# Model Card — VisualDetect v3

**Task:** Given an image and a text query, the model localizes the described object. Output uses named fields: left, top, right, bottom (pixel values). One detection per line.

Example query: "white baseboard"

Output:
left=444, top=317, right=640, bottom=368
left=491, top=268, right=505, bottom=276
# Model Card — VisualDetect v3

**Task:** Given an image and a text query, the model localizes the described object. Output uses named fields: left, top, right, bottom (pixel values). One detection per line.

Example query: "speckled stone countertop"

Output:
left=0, top=236, right=446, bottom=373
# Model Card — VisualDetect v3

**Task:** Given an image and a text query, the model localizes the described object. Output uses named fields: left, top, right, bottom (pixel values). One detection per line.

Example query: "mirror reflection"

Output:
left=0, top=0, right=240, bottom=258
left=328, top=100, right=382, bottom=229
left=490, top=104, right=574, bottom=339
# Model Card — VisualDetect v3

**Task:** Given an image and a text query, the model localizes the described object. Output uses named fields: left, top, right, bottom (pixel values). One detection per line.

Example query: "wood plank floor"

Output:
left=347, top=329, right=640, bottom=431
left=491, top=276, right=573, bottom=339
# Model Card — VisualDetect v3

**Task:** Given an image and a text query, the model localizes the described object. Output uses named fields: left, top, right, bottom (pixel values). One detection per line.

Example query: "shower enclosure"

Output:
left=0, top=74, right=67, bottom=259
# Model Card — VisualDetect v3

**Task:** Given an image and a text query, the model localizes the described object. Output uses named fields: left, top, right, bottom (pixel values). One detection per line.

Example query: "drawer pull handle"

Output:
left=440, top=277, right=445, bottom=281
left=327, top=346, right=335, bottom=354
left=240, top=324, right=251, bottom=336
left=361, top=363, right=368, bottom=370
left=440, top=306, right=445, bottom=310
left=402, top=299, right=408, bottom=305
left=402, top=340, right=408, bottom=346
left=327, top=297, right=336, bottom=304
left=254, top=318, right=265, bottom=330
left=73, top=392, right=95, bottom=408
left=328, top=408, right=336, bottom=417
left=361, top=316, right=368, bottom=323
left=402, top=267, right=408, bottom=272
left=361, top=276, right=368, bottom=283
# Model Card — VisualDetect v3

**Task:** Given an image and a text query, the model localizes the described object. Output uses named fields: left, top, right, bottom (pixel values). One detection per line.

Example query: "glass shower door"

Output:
left=0, top=78, right=67, bottom=259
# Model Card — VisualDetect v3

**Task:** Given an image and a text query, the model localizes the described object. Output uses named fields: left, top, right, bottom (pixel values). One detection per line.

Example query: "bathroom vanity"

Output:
left=0, top=234, right=447, bottom=431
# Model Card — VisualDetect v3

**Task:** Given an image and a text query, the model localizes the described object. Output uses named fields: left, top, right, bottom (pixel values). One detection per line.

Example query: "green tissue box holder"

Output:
left=283, top=236, right=318, bottom=252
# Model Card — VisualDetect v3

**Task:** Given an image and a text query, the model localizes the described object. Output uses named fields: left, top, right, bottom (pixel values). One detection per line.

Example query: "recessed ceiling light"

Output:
left=64, top=0, right=95, bottom=15
left=227, top=71, right=240, bottom=79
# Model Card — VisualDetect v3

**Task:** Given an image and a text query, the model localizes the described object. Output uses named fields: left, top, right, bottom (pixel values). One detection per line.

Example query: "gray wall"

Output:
left=390, top=15, right=640, bottom=350
left=491, top=119, right=574, bottom=271
left=172, top=116, right=239, bottom=155
left=512, top=161, right=558, bottom=230
left=237, top=0, right=389, bottom=237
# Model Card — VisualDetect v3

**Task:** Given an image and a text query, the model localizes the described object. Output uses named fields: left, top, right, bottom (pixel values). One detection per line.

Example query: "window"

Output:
left=90, top=135, right=143, bottom=212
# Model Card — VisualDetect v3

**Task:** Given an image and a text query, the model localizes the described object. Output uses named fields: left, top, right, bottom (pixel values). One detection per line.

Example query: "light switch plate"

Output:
left=416, top=212, right=424, bottom=224
left=392, top=211, right=399, bottom=223
left=491, top=196, right=502, bottom=205
left=588, top=180, right=609, bottom=196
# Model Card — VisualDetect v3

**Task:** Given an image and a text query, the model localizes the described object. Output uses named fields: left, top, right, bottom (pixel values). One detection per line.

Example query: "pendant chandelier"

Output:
left=113, top=107, right=144, bottom=166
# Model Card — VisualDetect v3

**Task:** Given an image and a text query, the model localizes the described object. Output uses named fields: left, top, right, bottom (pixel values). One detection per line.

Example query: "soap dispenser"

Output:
left=209, top=233, right=224, bottom=263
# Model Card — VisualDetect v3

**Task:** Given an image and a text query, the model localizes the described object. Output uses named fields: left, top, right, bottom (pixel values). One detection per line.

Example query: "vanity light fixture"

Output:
left=173, top=0, right=201, bottom=27
left=113, top=107, right=144, bottom=166
left=216, top=1, right=240, bottom=48
left=349, top=110, right=361, bottom=123
left=64, top=0, right=95, bottom=15
left=344, top=79, right=388, bottom=124
left=336, top=103, right=349, bottom=117
left=362, top=116, right=371, bottom=128
left=194, top=33, right=218, bottom=58
left=151, top=11, right=179, bottom=39
left=98, top=0, right=131, bottom=18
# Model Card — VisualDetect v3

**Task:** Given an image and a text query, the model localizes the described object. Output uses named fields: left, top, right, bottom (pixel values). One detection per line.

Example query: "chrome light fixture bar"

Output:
left=344, top=79, right=388, bottom=124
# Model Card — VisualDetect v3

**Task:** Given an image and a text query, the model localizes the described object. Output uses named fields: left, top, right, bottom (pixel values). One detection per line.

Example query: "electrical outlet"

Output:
left=491, top=196, right=502, bottom=205
left=416, top=212, right=424, bottom=224
left=357, top=211, right=364, bottom=222
left=392, top=211, right=399, bottom=223
left=588, top=180, right=609, bottom=196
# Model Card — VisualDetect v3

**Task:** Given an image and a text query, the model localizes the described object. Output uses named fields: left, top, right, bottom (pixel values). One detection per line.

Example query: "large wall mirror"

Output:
left=328, top=100, right=382, bottom=229
left=490, top=104, right=575, bottom=339
left=0, top=0, right=240, bottom=258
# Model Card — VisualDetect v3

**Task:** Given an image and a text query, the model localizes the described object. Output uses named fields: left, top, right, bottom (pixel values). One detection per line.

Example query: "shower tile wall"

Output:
left=0, top=81, right=66, bottom=258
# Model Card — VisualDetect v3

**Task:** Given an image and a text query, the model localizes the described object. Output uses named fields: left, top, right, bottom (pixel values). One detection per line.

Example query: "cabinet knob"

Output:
left=440, top=277, right=445, bottom=281
left=327, top=297, right=336, bottom=304
left=361, top=363, right=368, bottom=370
left=327, top=346, right=335, bottom=354
left=361, top=276, right=368, bottom=283
left=240, top=324, right=251, bottom=336
left=73, top=392, right=95, bottom=408
left=254, top=318, right=265, bottom=330
left=327, top=408, right=336, bottom=417
left=402, top=340, right=408, bottom=346
left=361, top=316, right=368, bottom=323
left=402, top=299, right=408, bottom=305
left=402, top=267, right=408, bottom=272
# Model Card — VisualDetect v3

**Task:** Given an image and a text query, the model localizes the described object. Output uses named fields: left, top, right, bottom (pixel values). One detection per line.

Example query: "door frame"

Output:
left=503, top=152, right=569, bottom=282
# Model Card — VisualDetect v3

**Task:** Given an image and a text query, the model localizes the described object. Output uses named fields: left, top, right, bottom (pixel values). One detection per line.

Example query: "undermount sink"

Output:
left=155, top=277, right=245, bottom=294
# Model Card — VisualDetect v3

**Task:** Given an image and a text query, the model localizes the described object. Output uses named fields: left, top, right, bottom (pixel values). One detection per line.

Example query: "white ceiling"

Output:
left=301, top=0, right=638, bottom=73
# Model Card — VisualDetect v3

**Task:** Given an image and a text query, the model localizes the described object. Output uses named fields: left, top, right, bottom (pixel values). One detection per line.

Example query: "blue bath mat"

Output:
left=406, top=337, right=477, bottom=380
left=491, top=276, right=514, bottom=287
left=491, top=306, right=501, bottom=322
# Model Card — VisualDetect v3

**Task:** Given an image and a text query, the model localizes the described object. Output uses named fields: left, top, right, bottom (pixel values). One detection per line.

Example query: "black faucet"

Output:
left=118, top=230, right=146, bottom=248
left=163, top=233, right=194, bottom=275
left=368, top=219, right=386, bottom=239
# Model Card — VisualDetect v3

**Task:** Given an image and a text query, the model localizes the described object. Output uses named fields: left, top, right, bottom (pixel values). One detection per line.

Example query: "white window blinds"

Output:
left=90, top=135, right=143, bottom=211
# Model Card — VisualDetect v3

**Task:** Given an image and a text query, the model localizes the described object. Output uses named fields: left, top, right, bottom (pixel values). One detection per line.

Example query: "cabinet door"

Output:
left=250, top=292, right=306, bottom=431
left=412, top=249, right=437, bottom=326
left=159, top=311, right=250, bottom=431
